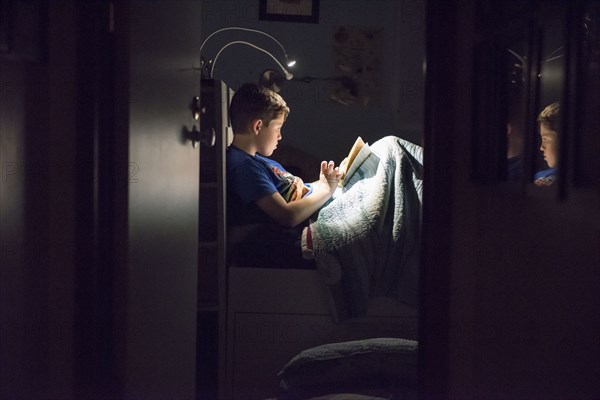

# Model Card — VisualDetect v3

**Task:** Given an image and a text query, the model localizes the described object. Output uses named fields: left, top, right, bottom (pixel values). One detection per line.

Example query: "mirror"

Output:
left=532, top=3, right=566, bottom=187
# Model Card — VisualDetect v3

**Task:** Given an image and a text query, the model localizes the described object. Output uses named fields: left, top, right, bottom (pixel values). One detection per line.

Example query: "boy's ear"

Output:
left=251, top=119, right=263, bottom=135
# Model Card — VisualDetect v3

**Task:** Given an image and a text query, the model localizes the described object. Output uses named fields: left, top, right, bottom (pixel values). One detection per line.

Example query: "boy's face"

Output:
left=256, top=114, right=285, bottom=156
left=539, top=123, right=558, bottom=168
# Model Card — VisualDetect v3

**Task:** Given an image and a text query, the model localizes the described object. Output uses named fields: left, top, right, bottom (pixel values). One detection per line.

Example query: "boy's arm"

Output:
left=255, top=161, right=341, bottom=228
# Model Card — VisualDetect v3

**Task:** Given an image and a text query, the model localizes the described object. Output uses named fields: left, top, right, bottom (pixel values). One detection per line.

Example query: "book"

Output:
left=338, top=136, right=372, bottom=187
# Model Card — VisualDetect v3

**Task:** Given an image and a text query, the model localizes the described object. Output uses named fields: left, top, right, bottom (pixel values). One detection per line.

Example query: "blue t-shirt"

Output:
left=226, top=145, right=310, bottom=225
left=534, top=167, right=557, bottom=186
left=226, top=146, right=316, bottom=269
left=534, top=167, right=557, bottom=180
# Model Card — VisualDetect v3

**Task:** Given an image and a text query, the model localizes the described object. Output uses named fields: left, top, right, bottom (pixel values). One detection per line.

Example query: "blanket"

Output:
left=302, top=136, right=423, bottom=321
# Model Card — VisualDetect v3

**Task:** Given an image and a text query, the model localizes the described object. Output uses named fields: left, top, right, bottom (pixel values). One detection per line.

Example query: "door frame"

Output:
left=418, top=0, right=458, bottom=397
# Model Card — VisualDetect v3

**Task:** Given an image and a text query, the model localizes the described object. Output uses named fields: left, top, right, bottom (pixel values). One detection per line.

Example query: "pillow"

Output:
left=277, top=338, right=418, bottom=397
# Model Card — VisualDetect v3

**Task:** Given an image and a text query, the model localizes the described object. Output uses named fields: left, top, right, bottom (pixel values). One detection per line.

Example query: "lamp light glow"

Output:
left=209, top=41, right=294, bottom=80
left=200, top=26, right=295, bottom=82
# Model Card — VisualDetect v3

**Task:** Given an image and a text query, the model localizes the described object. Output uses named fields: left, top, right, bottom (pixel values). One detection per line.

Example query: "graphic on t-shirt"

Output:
left=270, top=164, right=304, bottom=202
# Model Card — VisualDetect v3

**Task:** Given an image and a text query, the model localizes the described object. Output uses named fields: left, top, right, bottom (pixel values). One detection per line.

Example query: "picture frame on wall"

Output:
left=0, top=0, right=12, bottom=54
left=0, top=0, right=46, bottom=62
left=259, top=0, right=319, bottom=24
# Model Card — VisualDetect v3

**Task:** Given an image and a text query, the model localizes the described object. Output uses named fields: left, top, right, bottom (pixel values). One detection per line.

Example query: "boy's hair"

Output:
left=230, top=83, right=290, bottom=134
left=537, top=102, right=560, bottom=131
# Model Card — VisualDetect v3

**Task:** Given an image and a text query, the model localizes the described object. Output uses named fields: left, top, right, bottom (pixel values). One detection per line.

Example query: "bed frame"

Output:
left=200, top=79, right=418, bottom=399
left=224, top=267, right=418, bottom=399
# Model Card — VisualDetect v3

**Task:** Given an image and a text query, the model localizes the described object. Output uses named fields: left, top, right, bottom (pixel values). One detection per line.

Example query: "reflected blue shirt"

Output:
left=534, top=168, right=557, bottom=180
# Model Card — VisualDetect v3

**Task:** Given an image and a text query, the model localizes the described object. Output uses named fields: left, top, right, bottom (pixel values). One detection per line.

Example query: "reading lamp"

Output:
left=199, top=26, right=296, bottom=81
left=189, top=27, right=296, bottom=148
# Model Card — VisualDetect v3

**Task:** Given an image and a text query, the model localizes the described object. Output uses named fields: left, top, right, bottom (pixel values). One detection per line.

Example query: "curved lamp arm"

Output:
left=200, top=26, right=296, bottom=67
left=210, top=40, right=294, bottom=80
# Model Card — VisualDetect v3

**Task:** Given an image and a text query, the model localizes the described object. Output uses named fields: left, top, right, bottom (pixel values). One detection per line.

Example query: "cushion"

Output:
left=277, top=338, right=418, bottom=397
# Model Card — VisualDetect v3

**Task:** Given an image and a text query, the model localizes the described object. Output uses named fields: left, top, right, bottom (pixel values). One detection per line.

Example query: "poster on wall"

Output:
left=330, top=26, right=383, bottom=106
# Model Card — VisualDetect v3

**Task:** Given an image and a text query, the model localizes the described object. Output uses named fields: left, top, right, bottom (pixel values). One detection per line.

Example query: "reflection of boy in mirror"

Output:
left=534, top=102, right=560, bottom=186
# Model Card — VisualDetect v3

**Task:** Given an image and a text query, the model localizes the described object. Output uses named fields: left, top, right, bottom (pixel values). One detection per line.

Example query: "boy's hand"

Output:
left=318, top=161, right=342, bottom=194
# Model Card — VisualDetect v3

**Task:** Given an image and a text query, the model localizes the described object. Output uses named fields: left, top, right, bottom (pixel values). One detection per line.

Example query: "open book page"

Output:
left=340, top=137, right=365, bottom=177
left=339, top=137, right=372, bottom=187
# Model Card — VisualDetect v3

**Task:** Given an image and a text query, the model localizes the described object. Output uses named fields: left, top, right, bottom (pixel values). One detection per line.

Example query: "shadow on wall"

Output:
left=274, top=143, right=322, bottom=181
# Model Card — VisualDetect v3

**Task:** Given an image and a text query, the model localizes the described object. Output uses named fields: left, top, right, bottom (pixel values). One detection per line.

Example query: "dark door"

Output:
left=1, top=1, right=79, bottom=398
left=421, top=1, right=600, bottom=398
left=112, top=1, right=202, bottom=399
left=1, top=1, right=202, bottom=399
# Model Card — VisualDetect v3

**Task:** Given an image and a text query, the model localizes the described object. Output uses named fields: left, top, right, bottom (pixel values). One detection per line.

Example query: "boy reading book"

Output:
left=226, top=83, right=343, bottom=229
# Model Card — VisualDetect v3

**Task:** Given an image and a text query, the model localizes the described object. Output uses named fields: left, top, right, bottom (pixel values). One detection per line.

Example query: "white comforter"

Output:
left=302, top=136, right=423, bottom=321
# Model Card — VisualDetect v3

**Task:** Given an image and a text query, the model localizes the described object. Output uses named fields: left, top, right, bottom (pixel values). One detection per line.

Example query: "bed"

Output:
left=221, top=137, right=422, bottom=399
left=203, top=79, right=421, bottom=399
left=223, top=266, right=419, bottom=398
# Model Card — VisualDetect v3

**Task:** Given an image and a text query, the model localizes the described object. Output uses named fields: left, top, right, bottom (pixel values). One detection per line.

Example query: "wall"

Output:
left=200, top=0, right=425, bottom=166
